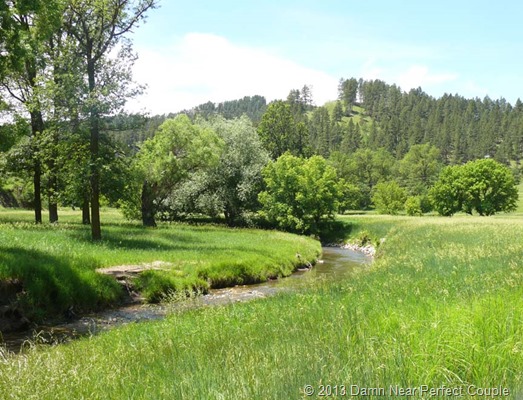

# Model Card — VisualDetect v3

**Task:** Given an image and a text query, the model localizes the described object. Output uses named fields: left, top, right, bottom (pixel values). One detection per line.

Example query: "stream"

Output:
left=0, top=247, right=370, bottom=354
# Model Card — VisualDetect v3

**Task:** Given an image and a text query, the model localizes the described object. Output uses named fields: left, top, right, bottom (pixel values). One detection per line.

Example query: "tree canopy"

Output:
left=259, top=153, right=341, bottom=234
left=430, top=159, right=518, bottom=216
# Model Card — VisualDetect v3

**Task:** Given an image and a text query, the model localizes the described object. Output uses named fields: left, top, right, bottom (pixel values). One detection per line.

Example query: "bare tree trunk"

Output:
left=48, top=157, right=58, bottom=223
left=82, top=194, right=90, bottom=225
left=141, top=181, right=157, bottom=227
left=30, top=111, right=44, bottom=224
left=87, top=58, right=101, bottom=240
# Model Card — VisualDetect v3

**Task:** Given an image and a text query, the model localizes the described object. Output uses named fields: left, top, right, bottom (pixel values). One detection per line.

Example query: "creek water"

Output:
left=0, top=247, right=370, bottom=354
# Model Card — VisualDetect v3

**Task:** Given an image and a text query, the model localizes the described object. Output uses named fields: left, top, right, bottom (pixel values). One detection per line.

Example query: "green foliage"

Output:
left=330, top=148, right=396, bottom=208
left=372, top=181, right=406, bottom=215
left=132, top=114, right=222, bottom=226
left=337, top=180, right=363, bottom=213
left=257, top=100, right=306, bottom=158
left=259, top=153, right=341, bottom=234
left=338, top=77, right=359, bottom=111
left=429, top=165, right=465, bottom=216
left=399, top=143, right=442, bottom=195
left=185, top=116, right=269, bottom=226
left=430, top=159, right=518, bottom=216
left=405, top=195, right=423, bottom=216
left=192, top=95, right=267, bottom=123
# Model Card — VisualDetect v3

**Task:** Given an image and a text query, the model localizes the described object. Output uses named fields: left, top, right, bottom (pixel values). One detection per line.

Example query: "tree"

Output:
left=398, top=143, right=442, bottom=195
left=64, top=0, right=157, bottom=239
left=257, top=100, right=305, bottom=158
left=258, top=153, right=341, bottom=234
left=340, top=119, right=361, bottom=154
left=0, top=0, right=64, bottom=223
left=372, top=181, right=406, bottom=215
left=428, top=165, right=465, bottom=216
left=345, top=148, right=396, bottom=207
left=430, top=159, right=518, bottom=216
left=309, top=106, right=332, bottom=156
left=195, top=116, right=269, bottom=226
left=338, top=78, right=358, bottom=113
left=133, top=115, right=222, bottom=227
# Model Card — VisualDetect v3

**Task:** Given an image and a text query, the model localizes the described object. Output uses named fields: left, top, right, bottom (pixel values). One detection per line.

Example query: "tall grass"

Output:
left=1, top=215, right=522, bottom=398
left=0, top=209, right=320, bottom=321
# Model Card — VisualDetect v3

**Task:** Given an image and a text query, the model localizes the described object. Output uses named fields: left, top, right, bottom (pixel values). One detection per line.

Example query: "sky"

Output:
left=126, top=0, right=523, bottom=115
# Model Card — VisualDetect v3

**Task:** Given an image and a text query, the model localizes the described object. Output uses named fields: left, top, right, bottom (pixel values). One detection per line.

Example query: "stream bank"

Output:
left=1, top=247, right=371, bottom=354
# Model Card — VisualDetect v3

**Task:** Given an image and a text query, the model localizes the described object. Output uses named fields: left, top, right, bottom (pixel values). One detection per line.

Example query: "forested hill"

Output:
left=107, top=95, right=268, bottom=149
left=107, top=79, right=522, bottom=168
left=345, top=79, right=523, bottom=164
left=186, top=95, right=267, bottom=123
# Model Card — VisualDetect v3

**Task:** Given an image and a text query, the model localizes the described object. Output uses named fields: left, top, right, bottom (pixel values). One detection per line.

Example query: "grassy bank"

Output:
left=1, top=214, right=522, bottom=398
left=0, top=209, right=320, bottom=322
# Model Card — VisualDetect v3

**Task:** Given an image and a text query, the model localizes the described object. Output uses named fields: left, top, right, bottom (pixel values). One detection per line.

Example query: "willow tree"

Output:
left=64, top=0, right=156, bottom=240
left=135, top=115, right=222, bottom=227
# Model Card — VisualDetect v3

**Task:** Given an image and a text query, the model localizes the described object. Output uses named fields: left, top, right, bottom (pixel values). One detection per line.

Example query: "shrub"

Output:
left=371, top=181, right=406, bottom=215
left=405, top=196, right=423, bottom=216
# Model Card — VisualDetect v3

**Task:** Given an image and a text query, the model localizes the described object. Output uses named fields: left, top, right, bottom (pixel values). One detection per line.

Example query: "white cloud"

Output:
left=397, top=65, right=458, bottom=91
left=127, top=33, right=339, bottom=115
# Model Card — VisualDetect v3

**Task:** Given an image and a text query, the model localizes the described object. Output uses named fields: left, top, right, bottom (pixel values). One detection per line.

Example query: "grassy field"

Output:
left=0, top=209, right=320, bottom=322
left=1, top=213, right=522, bottom=398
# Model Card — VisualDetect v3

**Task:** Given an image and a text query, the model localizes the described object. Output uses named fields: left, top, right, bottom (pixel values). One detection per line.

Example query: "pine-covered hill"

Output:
left=105, top=95, right=268, bottom=151
left=91, top=80, right=523, bottom=168
left=295, top=79, right=523, bottom=167
left=339, top=79, right=523, bottom=165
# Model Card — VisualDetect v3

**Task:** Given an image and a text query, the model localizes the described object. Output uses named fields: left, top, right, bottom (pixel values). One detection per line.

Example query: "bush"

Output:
left=405, top=196, right=423, bottom=216
left=371, top=181, right=406, bottom=215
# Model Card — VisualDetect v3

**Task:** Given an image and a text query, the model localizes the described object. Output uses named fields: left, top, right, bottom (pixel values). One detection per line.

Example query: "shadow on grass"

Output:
left=0, top=246, right=122, bottom=326
left=317, top=220, right=353, bottom=245
left=65, top=227, right=202, bottom=251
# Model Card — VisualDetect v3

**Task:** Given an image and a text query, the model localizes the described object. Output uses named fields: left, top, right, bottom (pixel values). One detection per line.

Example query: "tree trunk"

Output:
left=87, top=57, right=101, bottom=240
left=141, top=181, right=157, bottom=227
left=30, top=111, right=44, bottom=224
left=82, top=195, right=90, bottom=225
left=33, top=161, right=42, bottom=224
left=48, top=160, right=58, bottom=223
left=49, top=202, right=58, bottom=223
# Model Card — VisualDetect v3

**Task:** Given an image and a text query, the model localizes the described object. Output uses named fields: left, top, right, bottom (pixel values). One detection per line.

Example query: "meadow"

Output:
left=1, top=212, right=522, bottom=399
left=0, top=209, right=320, bottom=322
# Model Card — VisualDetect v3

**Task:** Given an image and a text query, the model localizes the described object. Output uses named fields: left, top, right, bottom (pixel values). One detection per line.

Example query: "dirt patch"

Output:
left=96, top=261, right=175, bottom=304
left=96, top=261, right=173, bottom=277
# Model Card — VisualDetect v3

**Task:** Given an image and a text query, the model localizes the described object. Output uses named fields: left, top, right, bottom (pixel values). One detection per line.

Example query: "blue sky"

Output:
left=127, top=0, right=523, bottom=114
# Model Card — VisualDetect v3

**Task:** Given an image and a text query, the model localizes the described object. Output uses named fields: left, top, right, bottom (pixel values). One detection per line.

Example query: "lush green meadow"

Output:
left=0, top=209, right=320, bottom=321
left=1, top=213, right=523, bottom=399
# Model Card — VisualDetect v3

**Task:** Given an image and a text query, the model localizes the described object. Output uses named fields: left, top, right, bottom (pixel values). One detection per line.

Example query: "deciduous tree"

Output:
left=259, top=153, right=341, bottom=234
left=64, top=0, right=157, bottom=239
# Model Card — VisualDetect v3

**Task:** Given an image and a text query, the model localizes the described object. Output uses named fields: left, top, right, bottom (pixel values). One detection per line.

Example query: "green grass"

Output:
left=2, top=214, right=523, bottom=398
left=0, top=209, right=320, bottom=321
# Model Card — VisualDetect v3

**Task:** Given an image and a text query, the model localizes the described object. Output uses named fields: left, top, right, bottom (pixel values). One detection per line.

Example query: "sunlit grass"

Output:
left=0, top=209, right=320, bottom=320
left=1, top=214, right=522, bottom=398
